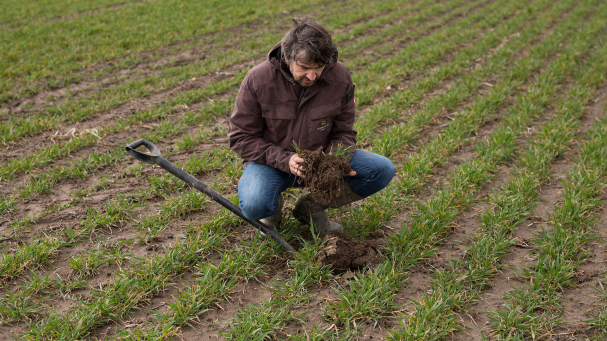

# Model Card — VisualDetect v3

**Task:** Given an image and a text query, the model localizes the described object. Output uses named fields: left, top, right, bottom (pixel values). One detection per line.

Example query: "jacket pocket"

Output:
left=310, top=100, right=341, bottom=120
left=261, top=103, right=297, bottom=120
left=308, top=100, right=341, bottom=148
left=261, top=103, right=296, bottom=147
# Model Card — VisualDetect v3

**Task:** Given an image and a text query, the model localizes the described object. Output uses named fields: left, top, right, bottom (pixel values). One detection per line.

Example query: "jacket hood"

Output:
left=267, top=42, right=337, bottom=83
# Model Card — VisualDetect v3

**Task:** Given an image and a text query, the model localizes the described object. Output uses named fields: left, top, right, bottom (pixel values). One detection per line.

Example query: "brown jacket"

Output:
left=228, top=43, right=357, bottom=173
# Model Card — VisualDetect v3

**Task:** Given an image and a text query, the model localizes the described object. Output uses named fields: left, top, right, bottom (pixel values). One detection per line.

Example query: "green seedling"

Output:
left=81, top=200, right=135, bottom=232
left=324, top=262, right=406, bottom=328
left=287, top=233, right=334, bottom=286
left=0, top=236, right=64, bottom=284
left=327, top=143, right=354, bottom=159
left=223, top=301, right=306, bottom=341
left=9, top=215, right=36, bottom=232
left=68, top=249, right=107, bottom=278
left=135, top=214, right=170, bottom=245
left=342, top=186, right=399, bottom=240
left=0, top=288, right=47, bottom=325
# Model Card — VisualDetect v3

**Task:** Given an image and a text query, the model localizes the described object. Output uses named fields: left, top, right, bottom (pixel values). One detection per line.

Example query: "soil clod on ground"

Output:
left=299, top=147, right=353, bottom=204
left=317, top=233, right=378, bottom=273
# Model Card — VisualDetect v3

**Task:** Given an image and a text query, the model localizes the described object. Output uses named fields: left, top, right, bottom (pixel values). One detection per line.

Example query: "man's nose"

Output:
left=307, top=71, right=317, bottom=81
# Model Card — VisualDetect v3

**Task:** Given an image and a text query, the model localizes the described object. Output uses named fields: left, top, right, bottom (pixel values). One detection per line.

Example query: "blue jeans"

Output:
left=238, top=150, right=395, bottom=221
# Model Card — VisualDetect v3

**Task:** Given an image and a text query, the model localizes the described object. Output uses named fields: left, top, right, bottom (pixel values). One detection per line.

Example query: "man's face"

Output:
left=288, top=59, right=325, bottom=88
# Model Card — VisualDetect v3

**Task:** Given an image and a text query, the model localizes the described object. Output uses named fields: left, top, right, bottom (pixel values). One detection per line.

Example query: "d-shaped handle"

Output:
left=125, top=139, right=162, bottom=165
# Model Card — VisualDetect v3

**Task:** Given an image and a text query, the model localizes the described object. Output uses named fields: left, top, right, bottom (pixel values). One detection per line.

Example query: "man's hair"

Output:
left=281, top=16, right=337, bottom=66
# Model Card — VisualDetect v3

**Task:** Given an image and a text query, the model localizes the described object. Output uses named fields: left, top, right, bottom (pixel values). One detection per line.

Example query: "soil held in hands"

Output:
left=299, top=147, right=353, bottom=204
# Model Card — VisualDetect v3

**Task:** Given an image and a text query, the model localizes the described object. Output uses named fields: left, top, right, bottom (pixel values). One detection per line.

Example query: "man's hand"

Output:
left=289, top=154, right=306, bottom=177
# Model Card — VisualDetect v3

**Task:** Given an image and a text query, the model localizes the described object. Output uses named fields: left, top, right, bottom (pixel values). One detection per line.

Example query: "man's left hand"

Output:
left=289, top=154, right=306, bottom=177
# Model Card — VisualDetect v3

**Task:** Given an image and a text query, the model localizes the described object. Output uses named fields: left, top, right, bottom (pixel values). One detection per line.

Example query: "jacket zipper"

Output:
left=298, top=88, right=308, bottom=151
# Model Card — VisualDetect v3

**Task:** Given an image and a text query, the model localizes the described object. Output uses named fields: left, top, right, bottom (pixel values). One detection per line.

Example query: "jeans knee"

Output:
left=239, top=196, right=273, bottom=221
left=374, top=156, right=395, bottom=189
left=351, top=152, right=395, bottom=197
left=361, top=153, right=394, bottom=183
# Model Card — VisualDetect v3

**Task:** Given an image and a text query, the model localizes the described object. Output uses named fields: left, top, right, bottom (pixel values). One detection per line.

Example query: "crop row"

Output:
left=343, top=0, right=572, bottom=239
left=217, top=0, right=600, bottom=337
left=325, top=0, right=603, bottom=336
left=0, top=0, right=503, bottom=216
left=1, top=1, right=604, bottom=338
left=486, top=41, right=607, bottom=340
left=0, top=0, right=472, bottom=151
left=0, top=0, right=540, bottom=334
left=0, top=0, right=439, bottom=140
left=361, top=0, right=571, bottom=157
left=0, top=0, right=470, bottom=183
left=585, top=125, right=607, bottom=336
left=0, top=0, right=560, bottom=294
left=2, top=0, right=432, bottom=103
left=0, top=0, right=337, bottom=101
left=0, top=0, right=144, bottom=29
left=393, top=15, right=607, bottom=339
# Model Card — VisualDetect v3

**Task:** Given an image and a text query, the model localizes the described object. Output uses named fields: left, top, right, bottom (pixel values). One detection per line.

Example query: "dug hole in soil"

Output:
left=317, top=233, right=378, bottom=273
left=298, top=147, right=379, bottom=273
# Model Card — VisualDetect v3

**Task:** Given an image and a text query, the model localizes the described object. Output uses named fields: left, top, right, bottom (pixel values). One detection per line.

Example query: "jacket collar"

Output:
left=268, top=42, right=335, bottom=86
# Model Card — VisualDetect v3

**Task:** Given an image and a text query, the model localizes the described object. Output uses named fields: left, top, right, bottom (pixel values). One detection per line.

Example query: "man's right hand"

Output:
left=289, top=154, right=306, bottom=177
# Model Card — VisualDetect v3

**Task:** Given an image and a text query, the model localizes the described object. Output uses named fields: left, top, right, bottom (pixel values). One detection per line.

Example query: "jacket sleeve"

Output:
left=228, top=76, right=293, bottom=173
left=324, top=80, right=357, bottom=161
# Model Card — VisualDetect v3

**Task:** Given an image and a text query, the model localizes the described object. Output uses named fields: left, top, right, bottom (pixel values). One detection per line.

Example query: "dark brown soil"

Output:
left=317, top=233, right=378, bottom=273
left=299, top=147, right=353, bottom=204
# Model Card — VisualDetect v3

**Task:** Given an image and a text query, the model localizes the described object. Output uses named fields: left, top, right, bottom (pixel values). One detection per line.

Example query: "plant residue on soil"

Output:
left=299, top=147, right=353, bottom=204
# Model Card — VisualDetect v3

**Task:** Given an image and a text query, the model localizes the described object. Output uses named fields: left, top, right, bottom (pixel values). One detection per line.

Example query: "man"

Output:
left=228, top=16, right=395, bottom=235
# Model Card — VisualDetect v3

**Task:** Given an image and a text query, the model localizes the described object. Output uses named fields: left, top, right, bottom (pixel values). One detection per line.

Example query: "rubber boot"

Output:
left=293, top=181, right=364, bottom=235
left=258, top=195, right=284, bottom=238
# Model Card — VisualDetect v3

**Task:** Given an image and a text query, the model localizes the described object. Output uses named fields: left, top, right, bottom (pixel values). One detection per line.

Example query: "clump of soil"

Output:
left=317, top=233, right=378, bottom=273
left=299, top=147, right=352, bottom=204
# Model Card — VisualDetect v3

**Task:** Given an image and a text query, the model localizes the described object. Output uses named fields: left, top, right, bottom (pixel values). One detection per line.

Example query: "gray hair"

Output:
left=280, top=16, right=337, bottom=66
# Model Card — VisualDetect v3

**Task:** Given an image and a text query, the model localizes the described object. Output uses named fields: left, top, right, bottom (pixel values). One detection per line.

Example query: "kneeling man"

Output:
left=228, top=16, right=395, bottom=234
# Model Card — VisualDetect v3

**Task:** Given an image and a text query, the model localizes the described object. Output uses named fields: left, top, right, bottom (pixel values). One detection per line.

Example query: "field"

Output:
left=1, top=0, right=607, bottom=339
